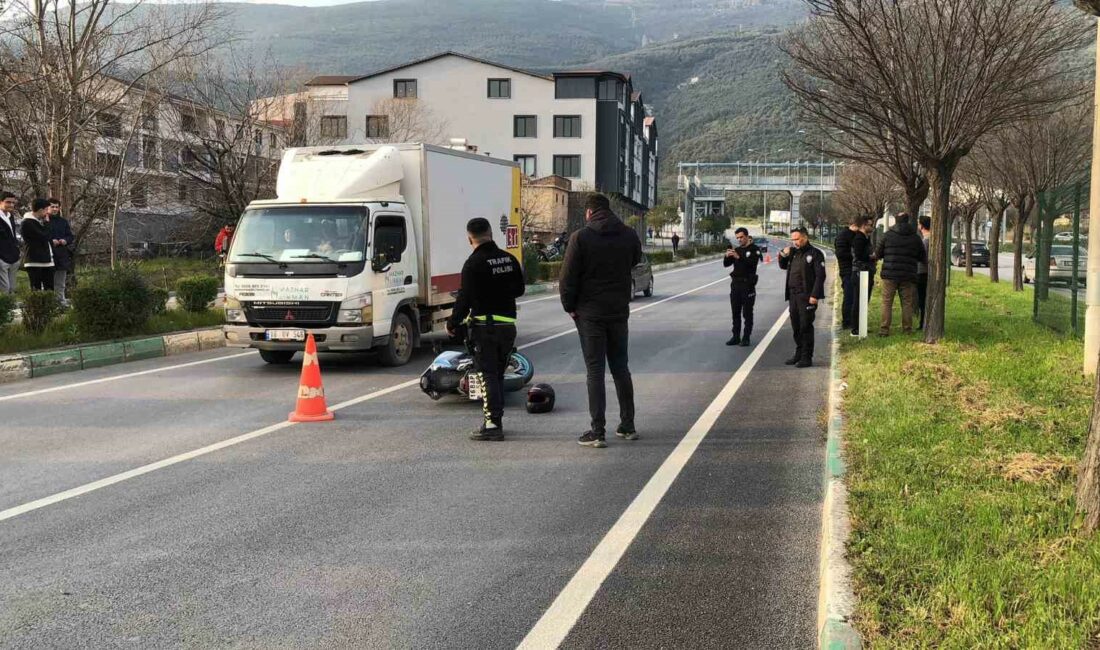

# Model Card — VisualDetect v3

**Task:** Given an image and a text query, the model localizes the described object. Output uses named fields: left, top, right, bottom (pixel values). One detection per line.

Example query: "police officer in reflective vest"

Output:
left=447, top=218, right=526, bottom=440
left=724, top=227, right=761, bottom=347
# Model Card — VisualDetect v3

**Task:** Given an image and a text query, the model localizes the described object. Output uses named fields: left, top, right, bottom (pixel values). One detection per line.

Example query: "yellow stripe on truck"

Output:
left=509, top=166, right=522, bottom=258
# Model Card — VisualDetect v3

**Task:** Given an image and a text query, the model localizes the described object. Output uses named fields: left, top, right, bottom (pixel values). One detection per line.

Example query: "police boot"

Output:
left=740, top=335, right=751, bottom=347
left=726, top=334, right=741, bottom=346
left=785, top=351, right=802, bottom=365
left=470, top=420, right=504, bottom=441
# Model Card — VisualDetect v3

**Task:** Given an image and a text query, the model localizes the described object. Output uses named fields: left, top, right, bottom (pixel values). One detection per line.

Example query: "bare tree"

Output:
left=950, top=183, right=982, bottom=277
left=961, top=148, right=1012, bottom=283
left=785, top=0, right=1090, bottom=342
left=831, top=162, right=900, bottom=223
left=0, top=0, right=222, bottom=256
left=366, top=97, right=448, bottom=145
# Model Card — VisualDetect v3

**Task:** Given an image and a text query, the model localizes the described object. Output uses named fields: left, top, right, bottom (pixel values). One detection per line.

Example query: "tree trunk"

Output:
left=905, top=185, right=929, bottom=221
left=1012, top=197, right=1032, bottom=291
left=988, top=204, right=1002, bottom=283
left=1078, top=352, right=1100, bottom=534
left=965, top=214, right=975, bottom=277
left=924, top=164, right=954, bottom=343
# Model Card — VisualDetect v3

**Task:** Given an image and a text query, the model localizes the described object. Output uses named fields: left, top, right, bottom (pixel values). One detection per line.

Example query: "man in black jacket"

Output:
left=724, top=227, right=761, bottom=346
left=778, top=227, right=827, bottom=367
left=560, top=194, right=642, bottom=448
left=874, top=213, right=927, bottom=336
left=0, top=192, right=20, bottom=294
left=20, top=198, right=54, bottom=291
left=47, top=199, right=74, bottom=303
left=447, top=218, right=526, bottom=441
left=850, top=218, right=877, bottom=336
left=834, top=217, right=864, bottom=330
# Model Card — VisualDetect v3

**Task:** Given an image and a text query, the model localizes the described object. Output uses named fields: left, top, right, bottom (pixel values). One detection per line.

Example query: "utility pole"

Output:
left=1086, top=15, right=1100, bottom=374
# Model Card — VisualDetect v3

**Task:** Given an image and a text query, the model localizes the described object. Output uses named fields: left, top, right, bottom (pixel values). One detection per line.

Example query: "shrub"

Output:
left=150, top=287, right=169, bottom=315
left=539, top=261, right=564, bottom=282
left=648, top=251, right=674, bottom=265
left=71, top=268, right=154, bottom=339
left=20, top=290, right=60, bottom=335
left=522, top=245, right=542, bottom=284
left=0, top=292, right=15, bottom=327
left=175, top=275, right=219, bottom=312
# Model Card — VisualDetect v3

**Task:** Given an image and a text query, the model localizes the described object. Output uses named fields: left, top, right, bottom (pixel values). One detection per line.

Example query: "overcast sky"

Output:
left=233, top=0, right=378, bottom=6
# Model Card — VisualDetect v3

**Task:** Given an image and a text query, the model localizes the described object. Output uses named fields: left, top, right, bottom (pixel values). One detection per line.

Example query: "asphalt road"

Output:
left=0, top=256, right=833, bottom=649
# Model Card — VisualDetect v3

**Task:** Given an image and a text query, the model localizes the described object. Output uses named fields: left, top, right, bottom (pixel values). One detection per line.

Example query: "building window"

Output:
left=514, top=155, right=536, bottom=177
left=142, top=137, right=158, bottom=170
left=253, top=130, right=263, bottom=153
left=95, top=151, right=121, bottom=177
left=488, top=78, right=511, bottom=99
left=130, top=182, right=147, bottom=208
left=553, top=155, right=581, bottom=178
left=394, top=79, right=417, bottom=98
left=366, top=115, right=390, bottom=139
left=141, top=105, right=158, bottom=131
left=513, top=115, right=537, bottom=138
left=181, top=112, right=200, bottom=135
left=177, top=177, right=189, bottom=203
left=598, top=79, right=620, bottom=101
left=99, top=113, right=122, bottom=138
left=555, top=77, right=594, bottom=99
left=214, top=119, right=225, bottom=135
left=320, top=115, right=348, bottom=139
left=553, top=115, right=581, bottom=138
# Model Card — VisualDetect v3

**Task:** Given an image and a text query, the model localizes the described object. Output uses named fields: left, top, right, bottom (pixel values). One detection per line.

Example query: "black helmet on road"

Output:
left=526, top=383, right=555, bottom=414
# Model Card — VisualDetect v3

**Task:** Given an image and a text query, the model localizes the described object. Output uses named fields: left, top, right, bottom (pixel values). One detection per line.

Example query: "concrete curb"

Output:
left=522, top=252, right=726, bottom=297
left=0, top=326, right=226, bottom=385
left=817, top=272, right=862, bottom=649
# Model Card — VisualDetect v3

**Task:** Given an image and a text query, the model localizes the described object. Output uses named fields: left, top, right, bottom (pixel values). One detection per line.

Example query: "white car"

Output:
left=1024, top=244, right=1087, bottom=285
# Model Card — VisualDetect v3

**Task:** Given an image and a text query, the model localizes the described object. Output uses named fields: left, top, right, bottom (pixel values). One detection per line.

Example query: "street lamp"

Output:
left=1075, top=0, right=1100, bottom=374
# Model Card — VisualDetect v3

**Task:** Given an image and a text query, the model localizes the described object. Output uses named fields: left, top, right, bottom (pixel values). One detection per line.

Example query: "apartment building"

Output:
left=288, top=52, right=658, bottom=213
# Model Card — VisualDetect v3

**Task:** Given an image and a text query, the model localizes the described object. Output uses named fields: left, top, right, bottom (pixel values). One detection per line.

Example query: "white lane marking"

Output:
left=0, top=351, right=256, bottom=403
left=516, top=310, right=791, bottom=650
left=0, top=276, right=731, bottom=523
left=517, top=262, right=721, bottom=305
left=516, top=277, right=728, bottom=349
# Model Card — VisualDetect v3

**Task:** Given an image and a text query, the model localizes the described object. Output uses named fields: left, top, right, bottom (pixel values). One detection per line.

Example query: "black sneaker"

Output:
left=796, top=359, right=813, bottom=368
left=740, top=336, right=751, bottom=347
left=578, top=431, right=607, bottom=448
left=785, top=354, right=801, bottom=365
left=615, top=425, right=638, bottom=440
left=470, top=422, right=504, bottom=441
left=726, top=336, right=740, bottom=346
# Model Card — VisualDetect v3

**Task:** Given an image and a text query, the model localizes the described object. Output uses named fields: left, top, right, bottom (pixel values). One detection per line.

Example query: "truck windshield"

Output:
left=229, top=205, right=369, bottom=264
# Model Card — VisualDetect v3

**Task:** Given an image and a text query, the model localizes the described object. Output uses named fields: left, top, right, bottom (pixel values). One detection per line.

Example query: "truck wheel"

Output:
left=259, top=350, right=295, bottom=365
left=379, top=312, right=414, bottom=367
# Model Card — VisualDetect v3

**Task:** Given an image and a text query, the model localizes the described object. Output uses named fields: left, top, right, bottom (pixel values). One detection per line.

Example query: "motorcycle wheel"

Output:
left=502, top=351, right=535, bottom=392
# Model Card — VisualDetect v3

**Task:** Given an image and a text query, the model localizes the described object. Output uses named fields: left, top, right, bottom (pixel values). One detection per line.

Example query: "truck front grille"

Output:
left=245, top=301, right=337, bottom=326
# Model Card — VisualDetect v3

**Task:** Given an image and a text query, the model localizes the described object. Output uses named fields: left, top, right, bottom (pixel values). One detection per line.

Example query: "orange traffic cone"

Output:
left=288, top=333, right=334, bottom=422
left=764, top=252, right=773, bottom=264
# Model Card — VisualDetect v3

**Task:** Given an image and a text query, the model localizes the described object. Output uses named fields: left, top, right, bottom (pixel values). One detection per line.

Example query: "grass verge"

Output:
left=842, top=273, right=1100, bottom=648
left=0, top=308, right=223, bottom=355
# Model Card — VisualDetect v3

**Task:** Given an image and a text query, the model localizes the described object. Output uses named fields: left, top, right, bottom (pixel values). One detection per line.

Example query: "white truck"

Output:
left=222, top=143, right=523, bottom=365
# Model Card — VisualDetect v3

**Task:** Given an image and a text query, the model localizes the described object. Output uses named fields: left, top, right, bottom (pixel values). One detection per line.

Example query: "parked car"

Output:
left=1024, top=245, right=1088, bottom=285
left=1054, top=232, right=1076, bottom=243
left=951, top=242, right=991, bottom=267
left=631, top=253, right=654, bottom=300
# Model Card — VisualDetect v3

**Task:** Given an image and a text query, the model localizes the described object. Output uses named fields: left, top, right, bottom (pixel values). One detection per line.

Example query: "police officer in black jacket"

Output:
left=724, top=227, right=761, bottom=347
left=447, top=218, right=526, bottom=441
left=778, top=227, right=827, bottom=368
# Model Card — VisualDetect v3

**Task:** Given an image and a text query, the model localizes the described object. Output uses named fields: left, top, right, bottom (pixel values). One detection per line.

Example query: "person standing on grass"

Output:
left=47, top=199, right=74, bottom=304
left=834, top=217, right=863, bottom=330
left=874, top=213, right=926, bottom=336
left=778, top=227, right=827, bottom=368
left=917, top=216, right=931, bottom=330
left=20, top=199, right=54, bottom=291
left=560, top=193, right=642, bottom=449
left=0, top=192, right=19, bottom=294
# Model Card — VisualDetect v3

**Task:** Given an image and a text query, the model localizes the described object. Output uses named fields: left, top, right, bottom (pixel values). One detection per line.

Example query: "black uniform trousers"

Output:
left=576, top=317, right=635, bottom=433
left=729, top=278, right=756, bottom=339
left=788, top=293, right=817, bottom=361
left=470, top=323, right=517, bottom=425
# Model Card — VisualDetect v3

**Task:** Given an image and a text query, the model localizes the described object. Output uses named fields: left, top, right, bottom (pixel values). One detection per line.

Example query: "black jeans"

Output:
left=27, top=267, right=54, bottom=291
left=917, top=273, right=928, bottom=329
left=730, top=279, right=756, bottom=339
left=788, top=293, right=818, bottom=361
left=470, top=323, right=517, bottom=425
left=576, top=317, right=635, bottom=433
left=840, top=272, right=855, bottom=328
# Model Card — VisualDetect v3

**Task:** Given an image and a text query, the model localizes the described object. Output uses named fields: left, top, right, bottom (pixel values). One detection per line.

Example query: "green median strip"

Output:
left=841, top=273, right=1100, bottom=647
left=80, top=343, right=125, bottom=369
left=123, top=337, right=166, bottom=361
left=29, top=349, right=82, bottom=377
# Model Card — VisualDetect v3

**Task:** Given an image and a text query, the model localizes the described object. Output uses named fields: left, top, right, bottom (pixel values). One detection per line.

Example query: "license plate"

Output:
left=265, top=329, right=306, bottom=342
left=1060, top=260, right=1073, bottom=268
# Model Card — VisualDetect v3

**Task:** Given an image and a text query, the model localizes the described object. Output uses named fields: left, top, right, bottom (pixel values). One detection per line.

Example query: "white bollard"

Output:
left=859, top=271, right=869, bottom=339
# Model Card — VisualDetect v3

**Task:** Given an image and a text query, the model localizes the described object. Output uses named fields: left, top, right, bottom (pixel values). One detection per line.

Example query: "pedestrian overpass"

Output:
left=677, top=161, right=841, bottom=240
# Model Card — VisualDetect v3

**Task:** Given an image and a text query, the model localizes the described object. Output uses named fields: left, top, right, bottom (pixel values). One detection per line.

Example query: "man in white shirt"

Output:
left=0, top=193, right=21, bottom=294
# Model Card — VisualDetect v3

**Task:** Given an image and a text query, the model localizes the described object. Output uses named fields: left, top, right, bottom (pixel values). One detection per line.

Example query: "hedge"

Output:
left=176, top=275, right=219, bottom=312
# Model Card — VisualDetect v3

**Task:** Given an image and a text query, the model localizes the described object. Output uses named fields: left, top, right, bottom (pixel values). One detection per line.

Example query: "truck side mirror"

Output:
left=372, top=252, right=390, bottom=273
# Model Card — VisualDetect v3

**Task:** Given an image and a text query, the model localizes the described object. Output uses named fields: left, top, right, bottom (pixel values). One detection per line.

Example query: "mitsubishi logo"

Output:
left=284, top=310, right=295, bottom=321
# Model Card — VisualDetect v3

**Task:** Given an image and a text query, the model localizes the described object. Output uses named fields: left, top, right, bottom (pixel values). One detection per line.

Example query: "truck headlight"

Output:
left=226, top=264, right=238, bottom=278
left=338, top=294, right=372, bottom=326
left=225, top=308, right=246, bottom=323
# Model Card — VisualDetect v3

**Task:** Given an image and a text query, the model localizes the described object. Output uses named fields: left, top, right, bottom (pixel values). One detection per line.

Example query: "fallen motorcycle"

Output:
left=419, top=332, right=534, bottom=401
